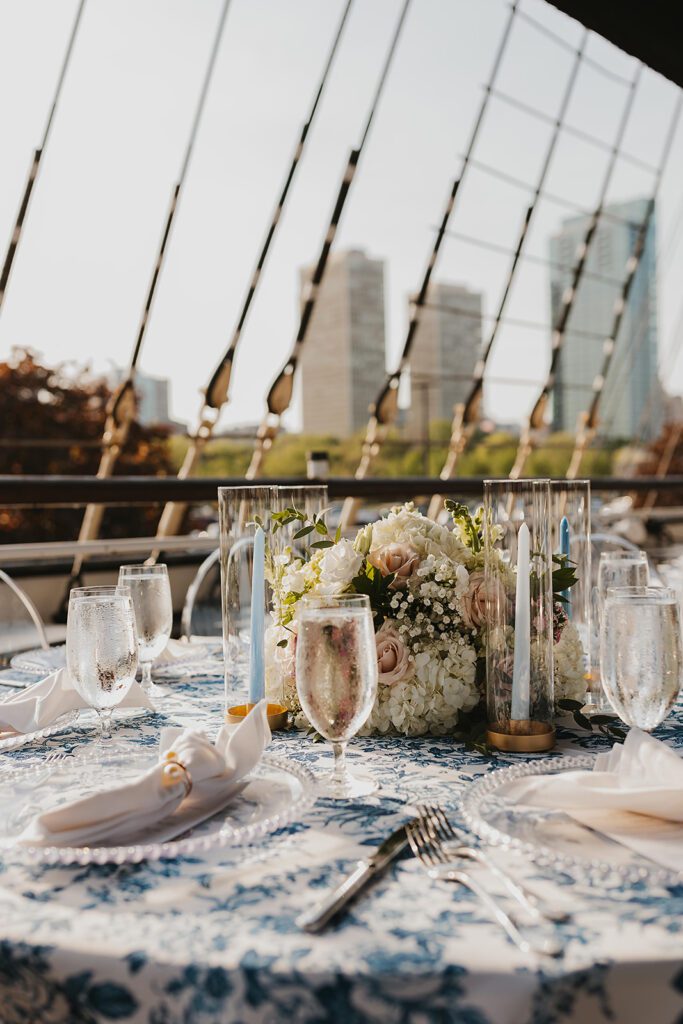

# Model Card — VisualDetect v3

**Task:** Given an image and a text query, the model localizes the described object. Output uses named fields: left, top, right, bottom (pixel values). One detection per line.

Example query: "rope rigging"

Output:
left=509, top=63, right=643, bottom=480
left=0, top=0, right=87, bottom=315
left=153, top=0, right=355, bottom=543
left=244, top=0, right=412, bottom=481
left=67, top=0, right=232, bottom=586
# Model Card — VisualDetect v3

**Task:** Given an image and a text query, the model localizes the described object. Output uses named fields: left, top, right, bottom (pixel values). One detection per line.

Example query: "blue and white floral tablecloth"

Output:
left=1, top=670, right=683, bottom=1024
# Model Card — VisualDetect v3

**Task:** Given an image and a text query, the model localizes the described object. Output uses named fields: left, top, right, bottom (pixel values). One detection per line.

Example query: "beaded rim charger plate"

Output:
left=0, top=752, right=316, bottom=865
left=461, top=754, right=682, bottom=888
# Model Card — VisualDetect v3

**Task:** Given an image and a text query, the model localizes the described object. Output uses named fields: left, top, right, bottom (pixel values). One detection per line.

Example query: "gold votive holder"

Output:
left=486, top=719, right=555, bottom=753
left=226, top=702, right=289, bottom=731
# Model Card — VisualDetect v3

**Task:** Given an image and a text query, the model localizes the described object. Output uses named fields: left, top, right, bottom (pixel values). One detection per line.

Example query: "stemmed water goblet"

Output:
left=118, top=564, right=173, bottom=699
left=66, top=586, right=138, bottom=765
left=295, top=594, right=378, bottom=798
left=600, top=586, right=683, bottom=730
left=590, top=550, right=649, bottom=712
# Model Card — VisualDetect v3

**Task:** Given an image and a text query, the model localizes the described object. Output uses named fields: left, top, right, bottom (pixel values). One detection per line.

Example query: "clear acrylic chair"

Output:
left=0, top=569, right=49, bottom=665
left=180, top=549, right=223, bottom=641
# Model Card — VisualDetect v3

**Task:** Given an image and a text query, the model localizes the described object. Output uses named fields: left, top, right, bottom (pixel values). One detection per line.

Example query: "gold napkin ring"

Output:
left=161, top=755, right=193, bottom=797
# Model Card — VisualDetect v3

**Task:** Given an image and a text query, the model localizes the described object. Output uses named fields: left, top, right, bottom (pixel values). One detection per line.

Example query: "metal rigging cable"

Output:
left=0, top=0, right=87, bottom=314
left=422, top=27, right=589, bottom=516
left=244, top=0, right=412, bottom=481
left=566, top=93, right=683, bottom=479
left=154, top=0, right=355, bottom=542
left=509, top=62, right=642, bottom=479
left=339, top=1, right=520, bottom=531
left=68, top=0, right=232, bottom=586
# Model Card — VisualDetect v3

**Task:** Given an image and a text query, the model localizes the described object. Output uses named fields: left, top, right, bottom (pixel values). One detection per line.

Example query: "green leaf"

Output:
left=310, top=540, right=334, bottom=549
left=557, top=699, right=583, bottom=711
left=293, top=524, right=315, bottom=539
left=573, top=711, right=593, bottom=731
left=335, top=524, right=342, bottom=543
left=315, top=520, right=328, bottom=535
left=590, top=714, right=618, bottom=726
left=276, top=639, right=288, bottom=648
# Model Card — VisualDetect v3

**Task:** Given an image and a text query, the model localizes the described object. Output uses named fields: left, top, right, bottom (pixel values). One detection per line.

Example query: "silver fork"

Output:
left=418, top=804, right=569, bottom=924
left=407, top=819, right=563, bottom=959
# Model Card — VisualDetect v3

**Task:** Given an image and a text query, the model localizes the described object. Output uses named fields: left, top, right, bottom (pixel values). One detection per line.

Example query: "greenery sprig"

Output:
left=270, top=506, right=341, bottom=554
left=445, top=499, right=484, bottom=554
left=552, top=553, right=579, bottom=605
left=557, top=699, right=626, bottom=741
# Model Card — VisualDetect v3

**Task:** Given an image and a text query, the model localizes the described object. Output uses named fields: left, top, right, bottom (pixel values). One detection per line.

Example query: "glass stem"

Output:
left=141, top=662, right=153, bottom=693
left=332, top=742, right=348, bottom=786
left=98, top=708, right=113, bottom=743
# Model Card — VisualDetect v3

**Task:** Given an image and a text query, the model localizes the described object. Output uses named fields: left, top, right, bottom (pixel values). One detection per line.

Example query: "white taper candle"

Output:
left=511, top=521, right=531, bottom=721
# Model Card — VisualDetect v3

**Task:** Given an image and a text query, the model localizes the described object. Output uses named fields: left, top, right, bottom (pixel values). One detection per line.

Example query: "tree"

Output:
left=0, top=348, right=173, bottom=543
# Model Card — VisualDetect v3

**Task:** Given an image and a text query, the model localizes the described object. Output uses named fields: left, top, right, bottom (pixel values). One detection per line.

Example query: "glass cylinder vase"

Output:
left=484, top=479, right=555, bottom=752
left=218, top=485, right=277, bottom=708
left=549, top=479, right=591, bottom=704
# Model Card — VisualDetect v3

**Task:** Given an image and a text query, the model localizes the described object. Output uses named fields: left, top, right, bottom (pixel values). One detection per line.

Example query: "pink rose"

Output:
left=460, top=570, right=506, bottom=629
left=369, top=542, right=420, bottom=589
left=375, top=621, right=412, bottom=686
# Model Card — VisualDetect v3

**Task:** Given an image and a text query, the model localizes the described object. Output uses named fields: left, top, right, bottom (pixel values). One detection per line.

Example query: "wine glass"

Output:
left=296, top=594, right=378, bottom=798
left=67, top=587, right=138, bottom=761
left=589, top=551, right=649, bottom=711
left=600, top=586, right=683, bottom=730
left=118, top=564, right=173, bottom=697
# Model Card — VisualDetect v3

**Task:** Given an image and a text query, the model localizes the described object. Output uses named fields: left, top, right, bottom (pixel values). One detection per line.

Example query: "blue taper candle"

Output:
left=560, top=516, right=571, bottom=610
left=248, top=525, right=265, bottom=704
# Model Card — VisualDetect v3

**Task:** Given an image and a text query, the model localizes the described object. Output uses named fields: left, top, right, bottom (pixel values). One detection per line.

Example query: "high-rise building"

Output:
left=299, top=250, right=386, bottom=437
left=108, top=368, right=180, bottom=428
left=550, top=197, right=661, bottom=440
left=408, top=282, right=482, bottom=433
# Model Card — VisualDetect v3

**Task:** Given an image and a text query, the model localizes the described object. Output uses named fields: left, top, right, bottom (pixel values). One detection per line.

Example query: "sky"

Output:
left=1, top=0, right=682, bottom=438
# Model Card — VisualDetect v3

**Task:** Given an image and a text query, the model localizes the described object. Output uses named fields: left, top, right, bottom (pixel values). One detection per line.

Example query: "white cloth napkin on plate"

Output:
left=21, top=700, right=271, bottom=848
left=0, top=668, right=153, bottom=736
left=500, top=728, right=683, bottom=872
left=154, top=637, right=207, bottom=666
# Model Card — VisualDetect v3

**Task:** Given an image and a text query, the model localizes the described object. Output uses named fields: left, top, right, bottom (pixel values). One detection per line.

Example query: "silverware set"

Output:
left=299, top=802, right=568, bottom=958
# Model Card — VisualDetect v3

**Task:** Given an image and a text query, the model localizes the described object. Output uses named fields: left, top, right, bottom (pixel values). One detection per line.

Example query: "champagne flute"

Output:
left=600, top=586, right=683, bottom=730
left=67, top=587, right=138, bottom=762
left=296, top=594, right=378, bottom=798
left=118, top=564, right=173, bottom=697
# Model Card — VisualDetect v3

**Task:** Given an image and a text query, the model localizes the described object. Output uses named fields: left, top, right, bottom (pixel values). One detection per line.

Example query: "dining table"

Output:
left=1, top=659, right=682, bottom=1024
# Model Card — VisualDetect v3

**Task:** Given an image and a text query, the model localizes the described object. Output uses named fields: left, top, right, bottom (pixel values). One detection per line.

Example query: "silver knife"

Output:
left=296, top=822, right=412, bottom=933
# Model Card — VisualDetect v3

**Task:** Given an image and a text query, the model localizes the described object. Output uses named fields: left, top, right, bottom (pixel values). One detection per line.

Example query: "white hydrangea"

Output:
left=314, top=539, right=363, bottom=596
left=553, top=620, right=588, bottom=704
left=368, top=503, right=470, bottom=566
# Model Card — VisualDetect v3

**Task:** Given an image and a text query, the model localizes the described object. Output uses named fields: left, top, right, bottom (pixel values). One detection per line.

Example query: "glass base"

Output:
left=317, top=769, right=378, bottom=800
left=581, top=691, right=615, bottom=715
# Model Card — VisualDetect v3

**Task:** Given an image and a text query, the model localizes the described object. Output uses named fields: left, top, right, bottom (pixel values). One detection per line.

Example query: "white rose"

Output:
left=317, top=539, right=363, bottom=595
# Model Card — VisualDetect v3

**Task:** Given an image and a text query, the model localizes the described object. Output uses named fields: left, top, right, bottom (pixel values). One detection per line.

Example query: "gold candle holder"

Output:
left=486, top=719, right=555, bottom=753
left=226, top=702, right=289, bottom=731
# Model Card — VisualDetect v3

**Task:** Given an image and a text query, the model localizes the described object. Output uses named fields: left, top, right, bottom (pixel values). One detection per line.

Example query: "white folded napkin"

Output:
left=500, top=729, right=683, bottom=872
left=21, top=700, right=271, bottom=848
left=0, top=668, right=153, bottom=737
left=154, top=637, right=208, bottom=666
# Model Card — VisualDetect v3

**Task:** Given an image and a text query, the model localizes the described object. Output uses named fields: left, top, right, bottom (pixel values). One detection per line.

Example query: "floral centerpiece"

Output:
left=265, top=501, right=585, bottom=738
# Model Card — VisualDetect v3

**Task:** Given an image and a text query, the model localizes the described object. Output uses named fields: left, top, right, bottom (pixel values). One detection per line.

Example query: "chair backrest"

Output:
left=180, top=549, right=222, bottom=640
left=0, top=570, right=49, bottom=663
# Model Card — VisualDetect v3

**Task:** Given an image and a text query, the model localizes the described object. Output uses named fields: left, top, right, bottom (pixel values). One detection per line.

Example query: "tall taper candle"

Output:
left=248, top=525, right=265, bottom=704
left=511, top=521, right=531, bottom=721
left=560, top=515, right=571, bottom=609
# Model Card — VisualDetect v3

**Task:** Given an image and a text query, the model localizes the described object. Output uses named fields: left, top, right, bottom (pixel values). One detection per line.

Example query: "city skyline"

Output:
left=1, top=0, right=682, bottom=445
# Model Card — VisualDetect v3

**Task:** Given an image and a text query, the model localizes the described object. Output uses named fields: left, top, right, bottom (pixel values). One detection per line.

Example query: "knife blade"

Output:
left=296, top=822, right=412, bottom=933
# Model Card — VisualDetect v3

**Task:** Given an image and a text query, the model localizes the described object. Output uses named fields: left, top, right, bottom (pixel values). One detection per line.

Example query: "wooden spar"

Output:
left=0, top=0, right=87, bottom=314
left=423, top=29, right=588, bottom=519
left=154, top=0, right=355, bottom=542
left=244, top=0, right=411, bottom=481
left=566, top=94, right=683, bottom=480
left=338, top=4, right=519, bottom=531
left=67, top=0, right=232, bottom=584
left=509, top=64, right=642, bottom=480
